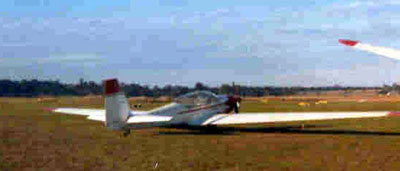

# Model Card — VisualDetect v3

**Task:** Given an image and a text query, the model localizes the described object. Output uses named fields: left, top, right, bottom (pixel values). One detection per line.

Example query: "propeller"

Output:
left=233, top=97, right=241, bottom=113
left=233, top=82, right=241, bottom=113
left=225, top=95, right=241, bottom=113
left=223, top=82, right=242, bottom=114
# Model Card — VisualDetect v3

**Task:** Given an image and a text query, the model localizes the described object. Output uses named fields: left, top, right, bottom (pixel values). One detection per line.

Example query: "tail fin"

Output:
left=103, top=78, right=130, bottom=130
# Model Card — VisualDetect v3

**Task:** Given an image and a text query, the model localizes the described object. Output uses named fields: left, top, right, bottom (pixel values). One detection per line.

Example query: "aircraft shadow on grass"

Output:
left=157, top=124, right=400, bottom=136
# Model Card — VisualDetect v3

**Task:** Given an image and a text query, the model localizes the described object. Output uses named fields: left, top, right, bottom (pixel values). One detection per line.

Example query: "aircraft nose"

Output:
left=225, top=95, right=241, bottom=113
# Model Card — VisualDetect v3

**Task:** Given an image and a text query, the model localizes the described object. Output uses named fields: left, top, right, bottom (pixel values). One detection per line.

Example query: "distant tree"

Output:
left=219, top=84, right=232, bottom=95
left=152, top=86, right=161, bottom=98
left=0, top=78, right=387, bottom=97
left=195, top=82, right=207, bottom=91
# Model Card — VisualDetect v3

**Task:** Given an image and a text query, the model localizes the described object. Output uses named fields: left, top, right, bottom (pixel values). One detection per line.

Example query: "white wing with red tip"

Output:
left=202, top=111, right=396, bottom=125
left=339, top=39, right=400, bottom=60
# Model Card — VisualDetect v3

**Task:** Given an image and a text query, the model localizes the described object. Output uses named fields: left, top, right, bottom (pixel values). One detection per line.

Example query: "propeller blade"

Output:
left=234, top=101, right=240, bottom=113
left=224, top=95, right=241, bottom=114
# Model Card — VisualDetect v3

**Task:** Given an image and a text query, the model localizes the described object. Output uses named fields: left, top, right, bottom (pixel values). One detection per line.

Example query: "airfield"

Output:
left=1, top=93, right=400, bottom=170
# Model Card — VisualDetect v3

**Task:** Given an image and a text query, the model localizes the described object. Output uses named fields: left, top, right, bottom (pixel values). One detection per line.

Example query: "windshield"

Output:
left=174, top=91, right=221, bottom=106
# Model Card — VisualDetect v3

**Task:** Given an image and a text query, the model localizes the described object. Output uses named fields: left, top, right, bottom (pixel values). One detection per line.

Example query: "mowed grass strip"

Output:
left=0, top=97, right=400, bottom=170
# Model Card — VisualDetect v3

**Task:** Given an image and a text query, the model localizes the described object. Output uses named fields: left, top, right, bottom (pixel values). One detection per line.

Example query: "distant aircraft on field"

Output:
left=48, top=79, right=400, bottom=136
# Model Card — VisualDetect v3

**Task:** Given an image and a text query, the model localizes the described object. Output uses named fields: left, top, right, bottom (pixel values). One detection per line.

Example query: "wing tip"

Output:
left=44, top=107, right=55, bottom=112
left=339, top=39, right=359, bottom=47
left=388, top=111, right=400, bottom=117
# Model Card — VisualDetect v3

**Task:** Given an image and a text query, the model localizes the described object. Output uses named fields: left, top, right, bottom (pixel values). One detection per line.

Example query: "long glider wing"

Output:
left=202, top=111, right=399, bottom=125
left=339, top=39, right=400, bottom=60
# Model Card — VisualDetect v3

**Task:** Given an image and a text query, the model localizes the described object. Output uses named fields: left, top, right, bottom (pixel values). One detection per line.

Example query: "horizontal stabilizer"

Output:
left=51, top=108, right=105, bottom=121
left=49, top=108, right=160, bottom=123
left=127, top=115, right=172, bottom=124
left=52, top=108, right=105, bottom=116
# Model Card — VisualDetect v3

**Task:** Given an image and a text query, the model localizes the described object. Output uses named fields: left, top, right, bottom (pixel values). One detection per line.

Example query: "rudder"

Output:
left=103, top=78, right=130, bottom=130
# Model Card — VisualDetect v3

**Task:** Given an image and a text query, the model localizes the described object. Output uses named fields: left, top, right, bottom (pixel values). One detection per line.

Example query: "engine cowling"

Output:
left=224, top=95, right=241, bottom=113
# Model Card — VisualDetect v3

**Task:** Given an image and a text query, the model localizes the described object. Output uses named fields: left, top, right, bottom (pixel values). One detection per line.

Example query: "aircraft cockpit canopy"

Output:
left=174, top=91, right=221, bottom=106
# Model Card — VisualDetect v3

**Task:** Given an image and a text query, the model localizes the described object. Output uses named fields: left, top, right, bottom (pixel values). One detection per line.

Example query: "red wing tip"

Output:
left=388, top=112, right=400, bottom=117
left=103, top=78, right=120, bottom=95
left=339, top=39, right=358, bottom=46
left=44, top=107, right=55, bottom=112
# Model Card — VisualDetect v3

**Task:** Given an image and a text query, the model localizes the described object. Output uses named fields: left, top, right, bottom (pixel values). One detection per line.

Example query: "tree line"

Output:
left=0, top=78, right=383, bottom=97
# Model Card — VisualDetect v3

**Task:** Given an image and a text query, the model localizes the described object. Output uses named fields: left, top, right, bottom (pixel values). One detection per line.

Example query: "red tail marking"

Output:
left=339, top=39, right=358, bottom=47
left=103, top=78, right=120, bottom=95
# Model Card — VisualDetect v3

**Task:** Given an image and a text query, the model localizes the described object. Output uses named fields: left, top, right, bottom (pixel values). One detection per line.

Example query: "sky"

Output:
left=1, top=0, right=400, bottom=87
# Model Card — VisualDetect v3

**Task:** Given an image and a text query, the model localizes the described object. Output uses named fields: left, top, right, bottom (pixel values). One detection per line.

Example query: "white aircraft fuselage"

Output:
left=128, top=92, right=241, bottom=128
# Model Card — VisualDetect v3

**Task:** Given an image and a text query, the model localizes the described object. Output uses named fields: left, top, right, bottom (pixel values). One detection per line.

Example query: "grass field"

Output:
left=1, top=96, right=400, bottom=170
